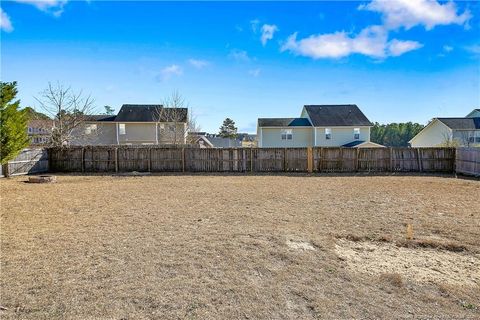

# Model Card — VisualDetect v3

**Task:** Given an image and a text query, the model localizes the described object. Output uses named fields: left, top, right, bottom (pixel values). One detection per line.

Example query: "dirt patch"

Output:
left=335, top=238, right=480, bottom=287
left=286, top=239, right=316, bottom=251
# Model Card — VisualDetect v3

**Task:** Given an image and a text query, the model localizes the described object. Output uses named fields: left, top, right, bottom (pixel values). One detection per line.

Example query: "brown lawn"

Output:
left=1, top=174, right=479, bottom=319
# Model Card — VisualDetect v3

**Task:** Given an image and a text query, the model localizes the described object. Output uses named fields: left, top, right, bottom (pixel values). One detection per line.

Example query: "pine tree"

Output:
left=0, top=82, right=30, bottom=175
left=219, top=118, right=238, bottom=139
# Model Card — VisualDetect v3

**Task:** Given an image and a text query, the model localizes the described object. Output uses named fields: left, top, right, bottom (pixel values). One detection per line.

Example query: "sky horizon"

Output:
left=1, top=0, right=479, bottom=133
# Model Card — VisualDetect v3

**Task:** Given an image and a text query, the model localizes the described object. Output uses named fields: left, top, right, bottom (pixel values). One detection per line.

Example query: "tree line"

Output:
left=370, top=122, right=424, bottom=147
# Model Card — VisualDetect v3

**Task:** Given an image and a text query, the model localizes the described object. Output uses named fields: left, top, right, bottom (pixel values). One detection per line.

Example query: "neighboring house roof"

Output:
left=437, top=117, right=480, bottom=130
left=207, top=136, right=242, bottom=148
left=303, top=105, right=372, bottom=127
left=115, top=104, right=188, bottom=122
left=466, top=109, right=480, bottom=117
left=342, top=141, right=385, bottom=148
left=194, top=136, right=214, bottom=148
left=258, top=118, right=312, bottom=127
left=85, top=115, right=116, bottom=122
left=28, top=119, right=55, bottom=128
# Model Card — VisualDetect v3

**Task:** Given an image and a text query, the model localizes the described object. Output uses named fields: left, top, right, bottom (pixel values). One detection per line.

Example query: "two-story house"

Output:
left=78, top=104, right=188, bottom=145
left=257, top=104, right=382, bottom=148
left=409, top=109, right=480, bottom=147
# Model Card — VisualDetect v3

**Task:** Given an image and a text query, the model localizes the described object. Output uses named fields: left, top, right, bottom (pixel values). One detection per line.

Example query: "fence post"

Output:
left=115, top=148, right=119, bottom=172
left=182, top=147, right=185, bottom=172
left=416, top=148, right=422, bottom=172
left=250, top=148, right=254, bottom=172
left=356, top=148, right=360, bottom=172
left=284, top=148, right=287, bottom=172
left=389, top=147, right=393, bottom=172
left=307, top=147, right=313, bottom=173
left=148, top=148, right=152, bottom=172
left=81, top=147, right=85, bottom=173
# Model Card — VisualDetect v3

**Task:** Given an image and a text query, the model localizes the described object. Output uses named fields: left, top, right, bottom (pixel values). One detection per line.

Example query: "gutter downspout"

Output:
left=116, top=123, right=119, bottom=145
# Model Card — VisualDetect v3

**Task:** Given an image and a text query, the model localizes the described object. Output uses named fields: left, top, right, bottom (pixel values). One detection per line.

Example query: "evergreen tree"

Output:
left=219, top=118, right=238, bottom=138
left=371, top=122, right=424, bottom=147
left=103, top=105, right=115, bottom=115
left=0, top=82, right=30, bottom=175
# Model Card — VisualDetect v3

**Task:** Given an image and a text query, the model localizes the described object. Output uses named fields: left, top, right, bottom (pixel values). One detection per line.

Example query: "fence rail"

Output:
left=0, top=148, right=48, bottom=177
left=47, top=146, right=456, bottom=174
left=456, top=147, right=480, bottom=177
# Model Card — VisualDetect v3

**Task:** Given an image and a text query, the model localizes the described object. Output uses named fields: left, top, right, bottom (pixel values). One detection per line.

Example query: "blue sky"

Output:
left=1, top=0, right=479, bottom=133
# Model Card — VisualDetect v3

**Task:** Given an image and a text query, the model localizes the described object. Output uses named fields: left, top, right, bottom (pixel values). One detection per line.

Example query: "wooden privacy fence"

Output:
left=456, top=147, right=480, bottom=177
left=48, top=146, right=456, bottom=173
left=0, top=148, right=49, bottom=177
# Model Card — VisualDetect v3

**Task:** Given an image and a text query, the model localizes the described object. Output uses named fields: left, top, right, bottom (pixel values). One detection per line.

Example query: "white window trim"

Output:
left=119, top=123, right=126, bottom=135
left=325, top=128, right=332, bottom=140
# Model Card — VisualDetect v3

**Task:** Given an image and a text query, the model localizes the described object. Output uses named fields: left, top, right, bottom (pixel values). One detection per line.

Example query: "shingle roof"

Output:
left=206, top=136, right=242, bottom=148
left=85, top=115, right=116, bottom=122
left=258, top=118, right=312, bottom=127
left=437, top=117, right=480, bottom=130
left=303, top=105, right=372, bottom=127
left=115, top=105, right=188, bottom=122
left=342, top=141, right=366, bottom=147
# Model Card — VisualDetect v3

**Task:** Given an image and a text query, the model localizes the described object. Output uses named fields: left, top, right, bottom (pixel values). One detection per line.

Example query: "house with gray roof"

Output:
left=257, top=104, right=382, bottom=148
left=409, top=109, right=480, bottom=147
left=78, top=104, right=188, bottom=145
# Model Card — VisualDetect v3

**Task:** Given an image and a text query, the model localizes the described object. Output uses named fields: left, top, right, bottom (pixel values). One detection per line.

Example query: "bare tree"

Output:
left=440, top=131, right=460, bottom=147
left=35, top=83, right=96, bottom=147
left=155, top=90, right=200, bottom=145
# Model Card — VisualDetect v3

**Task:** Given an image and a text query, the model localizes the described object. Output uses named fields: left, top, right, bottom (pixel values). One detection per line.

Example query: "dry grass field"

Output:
left=1, top=174, right=479, bottom=319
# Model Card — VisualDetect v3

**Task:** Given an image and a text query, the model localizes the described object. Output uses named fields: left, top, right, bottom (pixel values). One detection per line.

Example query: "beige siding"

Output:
left=260, top=127, right=313, bottom=147
left=157, top=123, right=187, bottom=144
left=314, top=127, right=370, bottom=147
left=410, top=120, right=452, bottom=147
left=72, top=123, right=117, bottom=145
left=119, top=123, right=156, bottom=144
left=452, top=130, right=480, bottom=147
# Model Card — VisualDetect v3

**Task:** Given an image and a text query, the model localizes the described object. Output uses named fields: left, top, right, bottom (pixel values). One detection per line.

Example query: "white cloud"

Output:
left=0, top=8, right=13, bottom=32
left=157, top=64, right=183, bottom=81
left=281, top=25, right=422, bottom=59
left=248, top=69, right=261, bottom=77
left=188, top=59, right=209, bottom=69
left=443, top=45, right=453, bottom=53
left=250, top=19, right=260, bottom=33
left=260, top=24, right=278, bottom=46
left=387, top=39, right=423, bottom=56
left=359, top=0, right=471, bottom=30
left=229, top=49, right=251, bottom=62
left=13, top=0, right=68, bottom=17
left=465, top=44, right=480, bottom=55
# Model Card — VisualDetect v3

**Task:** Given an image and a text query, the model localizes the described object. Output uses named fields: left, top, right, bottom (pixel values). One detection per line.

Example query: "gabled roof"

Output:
left=303, top=105, right=372, bottom=127
left=115, top=104, right=188, bottom=122
left=258, top=118, right=312, bottom=127
left=206, top=136, right=242, bottom=148
left=437, top=117, right=480, bottom=130
left=342, top=141, right=385, bottom=148
left=465, top=109, right=480, bottom=117
left=85, top=115, right=116, bottom=122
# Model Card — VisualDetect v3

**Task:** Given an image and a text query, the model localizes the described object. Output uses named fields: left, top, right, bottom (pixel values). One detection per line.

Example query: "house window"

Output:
left=475, top=131, right=480, bottom=143
left=325, top=128, right=332, bottom=140
left=28, top=127, right=32, bottom=133
left=354, top=128, right=360, bottom=140
left=85, top=124, right=97, bottom=135
left=119, top=123, right=126, bottom=135
left=281, top=129, right=293, bottom=140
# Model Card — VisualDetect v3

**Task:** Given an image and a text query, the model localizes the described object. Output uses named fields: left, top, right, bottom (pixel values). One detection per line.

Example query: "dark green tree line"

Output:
left=371, top=122, right=424, bottom=147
